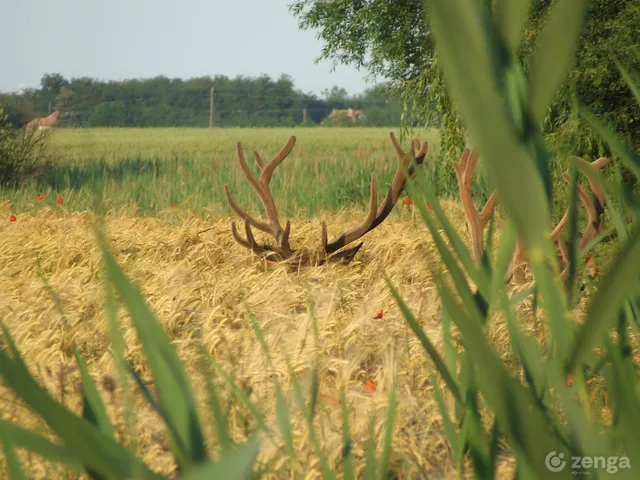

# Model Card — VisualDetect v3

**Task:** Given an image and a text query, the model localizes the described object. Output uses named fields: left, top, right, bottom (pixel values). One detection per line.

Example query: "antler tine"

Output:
left=551, top=210, right=569, bottom=242
left=324, top=173, right=379, bottom=253
left=230, top=221, right=274, bottom=255
left=224, top=185, right=273, bottom=234
left=561, top=171, right=604, bottom=249
left=225, top=137, right=297, bottom=249
left=452, top=148, right=496, bottom=260
left=389, top=131, right=409, bottom=162
left=372, top=132, right=429, bottom=221
left=322, top=132, right=429, bottom=256
left=261, top=135, right=296, bottom=184
left=511, top=157, right=610, bottom=286
left=479, top=192, right=498, bottom=223
left=411, top=138, right=429, bottom=159
left=254, top=151, right=266, bottom=169
left=235, top=141, right=284, bottom=234
left=571, top=156, right=610, bottom=212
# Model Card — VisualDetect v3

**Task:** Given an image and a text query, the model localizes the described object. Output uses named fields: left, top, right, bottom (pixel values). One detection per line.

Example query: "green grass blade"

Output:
left=423, top=0, right=551, bottom=250
left=73, top=346, right=116, bottom=440
left=73, top=346, right=116, bottom=480
left=614, top=57, right=640, bottom=106
left=0, top=423, right=27, bottom=480
left=426, top=367, right=459, bottom=457
left=435, top=283, right=573, bottom=479
left=568, top=227, right=640, bottom=371
left=246, top=308, right=296, bottom=472
left=95, top=227, right=208, bottom=469
left=403, top=179, right=490, bottom=323
left=440, top=306, right=459, bottom=383
left=407, top=168, right=491, bottom=298
left=284, top=354, right=337, bottom=480
left=603, top=338, right=640, bottom=458
left=196, top=344, right=233, bottom=455
left=385, top=276, right=462, bottom=406
left=340, top=388, right=356, bottom=480
left=0, top=420, right=86, bottom=474
left=207, top=355, right=272, bottom=440
left=364, top=414, right=377, bottom=480
left=494, top=0, right=530, bottom=56
left=179, top=435, right=259, bottom=480
left=527, top=0, right=589, bottom=126
left=377, top=380, right=397, bottom=480
left=578, top=106, right=640, bottom=180
left=273, top=384, right=296, bottom=475
left=0, top=325, right=163, bottom=480
left=35, top=260, right=69, bottom=324
left=103, top=268, right=139, bottom=470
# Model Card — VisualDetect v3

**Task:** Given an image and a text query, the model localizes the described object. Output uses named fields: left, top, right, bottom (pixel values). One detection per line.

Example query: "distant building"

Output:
left=321, top=108, right=367, bottom=125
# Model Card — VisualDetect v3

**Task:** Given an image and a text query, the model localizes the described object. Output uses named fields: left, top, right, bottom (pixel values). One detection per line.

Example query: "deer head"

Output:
left=224, top=132, right=429, bottom=269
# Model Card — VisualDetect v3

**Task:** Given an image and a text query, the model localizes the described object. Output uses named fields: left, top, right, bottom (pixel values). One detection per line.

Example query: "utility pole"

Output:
left=302, top=107, right=307, bottom=124
left=48, top=102, right=52, bottom=115
left=209, top=87, right=215, bottom=128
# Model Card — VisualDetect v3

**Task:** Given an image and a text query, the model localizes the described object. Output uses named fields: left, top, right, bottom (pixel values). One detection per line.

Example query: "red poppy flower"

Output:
left=427, top=203, right=433, bottom=210
left=170, top=202, right=177, bottom=207
left=566, top=375, right=574, bottom=387
left=404, top=198, right=412, bottom=205
left=374, top=310, right=383, bottom=319
left=56, top=197, right=64, bottom=204
left=36, top=195, right=45, bottom=201
left=364, top=380, right=377, bottom=394
left=9, top=214, right=16, bottom=222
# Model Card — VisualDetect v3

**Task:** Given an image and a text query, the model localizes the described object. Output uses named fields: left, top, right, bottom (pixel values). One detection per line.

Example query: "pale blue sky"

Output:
left=1, top=0, right=374, bottom=96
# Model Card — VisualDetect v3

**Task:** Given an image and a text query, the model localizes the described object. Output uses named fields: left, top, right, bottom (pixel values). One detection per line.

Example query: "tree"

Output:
left=2, top=72, right=404, bottom=128
left=290, top=0, right=640, bottom=161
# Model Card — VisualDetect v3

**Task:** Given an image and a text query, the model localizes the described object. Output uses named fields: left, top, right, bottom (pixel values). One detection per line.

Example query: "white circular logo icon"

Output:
left=545, top=451, right=567, bottom=472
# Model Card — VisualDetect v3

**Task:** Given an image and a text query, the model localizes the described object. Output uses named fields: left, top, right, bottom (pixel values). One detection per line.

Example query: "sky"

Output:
left=1, top=0, right=375, bottom=96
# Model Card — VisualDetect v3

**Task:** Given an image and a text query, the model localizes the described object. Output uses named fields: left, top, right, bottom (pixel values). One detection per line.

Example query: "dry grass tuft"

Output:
left=1, top=199, right=532, bottom=479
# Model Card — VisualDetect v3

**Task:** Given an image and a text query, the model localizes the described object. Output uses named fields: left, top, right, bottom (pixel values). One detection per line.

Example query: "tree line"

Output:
left=0, top=73, right=411, bottom=128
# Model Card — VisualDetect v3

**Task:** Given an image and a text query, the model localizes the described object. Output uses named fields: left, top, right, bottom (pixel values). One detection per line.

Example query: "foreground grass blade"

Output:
left=340, top=388, right=356, bottom=480
left=180, top=435, right=260, bottom=480
left=284, top=354, right=337, bottom=480
left=578, top=106, right=640, bottom=180
left=95, top=227, right=208, bottom=470
left=385, top=276, right=462, bottom=406
left=103, top=267, right=139, bottom=472
left=74, top=346, right=116, bottom=480
left=73, top=346, right=116, bottom=441
left=0, top=324, right=163, bottom=480
left=527, top=0, right=589, bottom=126
left=364, top=414, right=377, bottom=480
left=0, top=420, right=86, bottom=474
left=196, top=344, right=233, bottom=455
left=378, top=380, right=397, bottom=480
left=604, top=337, right=640, bottom=459
left=435, top=284, right=573, bottom=478
left=494, top=0, right=529, bottom=56
left=614, top=58, right=640, bottom=106
left=0, top=424, right=27, bottom=480
left=426, top=367, right=459, bottom=458
left=568, top=227, right=640, bottom=371
left=247, top=310, right=296, bottom=472
left=423, top=0, right=551, bottom=251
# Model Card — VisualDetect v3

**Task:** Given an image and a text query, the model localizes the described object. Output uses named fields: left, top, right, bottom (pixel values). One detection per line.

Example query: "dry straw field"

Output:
left=0, top=127, right=587, bottom=478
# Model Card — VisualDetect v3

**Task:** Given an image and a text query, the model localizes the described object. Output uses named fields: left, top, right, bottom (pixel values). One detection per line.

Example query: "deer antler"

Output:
left=224, top=132, right=429, bottom=268
left=508, top=156, right=610, bottom=285
left=224, top=137, right=295, bottom=261
left=452, top=148, right=498, bottom=260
